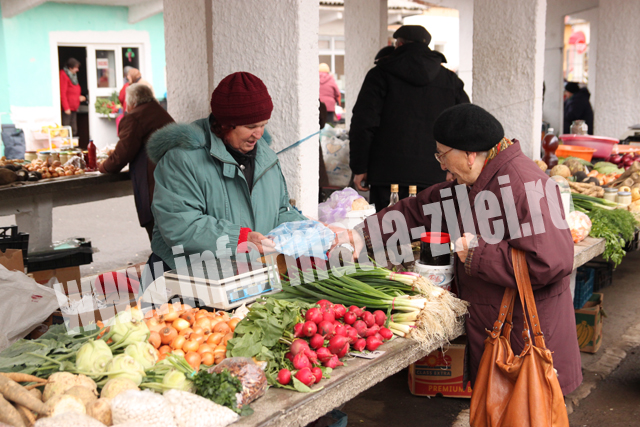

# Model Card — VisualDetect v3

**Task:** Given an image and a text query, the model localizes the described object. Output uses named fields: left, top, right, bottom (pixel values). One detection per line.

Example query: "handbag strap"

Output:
left=489, top=287, right=516, bottom=340
left=511, top=248, right=547, bottom=349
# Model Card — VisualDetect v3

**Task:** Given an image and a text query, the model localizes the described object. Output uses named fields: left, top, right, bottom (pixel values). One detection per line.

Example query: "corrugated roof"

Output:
left=320, top=0, right=428, bottom=10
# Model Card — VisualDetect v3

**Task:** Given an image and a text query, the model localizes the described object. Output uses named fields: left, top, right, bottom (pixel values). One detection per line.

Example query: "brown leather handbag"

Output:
left=469, top=248, right=569, bottom=427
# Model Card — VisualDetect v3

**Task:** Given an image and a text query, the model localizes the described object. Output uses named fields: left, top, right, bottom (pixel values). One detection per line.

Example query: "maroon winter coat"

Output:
left=362, top=141, right=582, bottom=395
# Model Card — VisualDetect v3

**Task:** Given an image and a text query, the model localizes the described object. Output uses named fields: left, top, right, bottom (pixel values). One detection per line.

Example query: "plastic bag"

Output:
left=0, top=265, right=60, bottom=351
left=267, top=220, right=335, bottom=260
left=320, top=125, right=351, bottom=187
left=567, top=210, right=592, bottom=243
left=210, top=357, right=267, bottom=407
left=318, top=187, right=365, bottom=224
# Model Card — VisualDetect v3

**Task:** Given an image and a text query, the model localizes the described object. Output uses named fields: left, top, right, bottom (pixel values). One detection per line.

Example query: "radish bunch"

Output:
left=277, top=300, right=393, bottom=387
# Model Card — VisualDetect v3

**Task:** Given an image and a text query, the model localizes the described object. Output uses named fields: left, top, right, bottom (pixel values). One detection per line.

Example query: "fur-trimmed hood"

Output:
left=147, top=117, right=273, bottom=164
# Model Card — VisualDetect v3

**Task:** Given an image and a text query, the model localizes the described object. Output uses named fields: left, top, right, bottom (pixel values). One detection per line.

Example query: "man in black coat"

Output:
left=349, top=25, right=469, bottom=211
left=563, top=82, right=594, bottom=135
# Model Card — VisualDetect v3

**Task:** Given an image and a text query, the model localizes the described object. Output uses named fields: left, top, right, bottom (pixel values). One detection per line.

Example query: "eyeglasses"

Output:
left=434, top=147, right=454, bottom=164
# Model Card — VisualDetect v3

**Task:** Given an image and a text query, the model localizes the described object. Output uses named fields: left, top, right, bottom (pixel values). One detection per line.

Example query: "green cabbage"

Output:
left=75, top=340, right=113, bottom=375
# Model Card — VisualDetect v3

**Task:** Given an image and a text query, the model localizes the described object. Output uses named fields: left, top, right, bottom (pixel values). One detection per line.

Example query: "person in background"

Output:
left=564, top=81, right=594, bottom=135
left=126, top=68, right=154, bottom=95
left=349, top=25, right=469, bottom=212
left=319, top=63, right=341, bottom=125
left=59, top=58, right=86, bottom=137
left=144, top=72, right=306, bottom=277
left=374, top=46, right=395, bottom=64
left=116, top=66, right=133, bottom=134
left=99, top=84, right=174, bottom=241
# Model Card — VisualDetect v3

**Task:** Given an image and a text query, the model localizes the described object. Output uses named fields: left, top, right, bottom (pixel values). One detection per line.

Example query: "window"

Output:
left=96, top=50, right=116, bottom=88
left=122, top=47, right=140, bottom=78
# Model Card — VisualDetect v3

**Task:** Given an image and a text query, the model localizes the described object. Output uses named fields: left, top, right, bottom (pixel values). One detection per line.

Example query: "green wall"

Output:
left=0, top=3, right=11, bottom=125
left=1, top=2, right=166, bottom=122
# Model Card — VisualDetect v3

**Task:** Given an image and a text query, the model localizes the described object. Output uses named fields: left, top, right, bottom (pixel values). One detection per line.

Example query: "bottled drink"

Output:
left=542, top=128, right=559, bottom=168
left=388, top=184, right=399, bottom=207
left=87, top=139, right=97, bottom=170
left=408, top=185, right=417, bottom=197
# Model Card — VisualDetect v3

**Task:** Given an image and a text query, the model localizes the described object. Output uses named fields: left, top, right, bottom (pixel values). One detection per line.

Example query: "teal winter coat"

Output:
left=146, top=117, right=306, bottom=269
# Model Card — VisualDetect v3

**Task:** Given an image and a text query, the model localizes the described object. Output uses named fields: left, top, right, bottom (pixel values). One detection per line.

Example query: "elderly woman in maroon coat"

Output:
left=348, top=104, right=582, bottom=395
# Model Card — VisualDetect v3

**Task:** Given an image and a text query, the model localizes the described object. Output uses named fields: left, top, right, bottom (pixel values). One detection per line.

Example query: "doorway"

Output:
left=58, top=46, right=89, bottom=148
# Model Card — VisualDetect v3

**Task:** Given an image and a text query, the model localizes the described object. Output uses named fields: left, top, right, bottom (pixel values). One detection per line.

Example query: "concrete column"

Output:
left=15, top=195, right=53, bottom=252
left=344, top=0, right=388, bottom=127
left=595, top=0, right=640, bottom=138
left=438, top=0, right=473, bottom=100
left=163, top=0, right=213, bottom=123
left=543, top=0, right=598, bottom=135
left=472, top=0, right=546, bottom=159
left=210, top=0, right=320, bottom=217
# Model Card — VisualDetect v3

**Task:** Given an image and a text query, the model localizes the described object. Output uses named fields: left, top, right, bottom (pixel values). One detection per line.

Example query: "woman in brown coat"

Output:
left=352, top=104, right=582, bottom=395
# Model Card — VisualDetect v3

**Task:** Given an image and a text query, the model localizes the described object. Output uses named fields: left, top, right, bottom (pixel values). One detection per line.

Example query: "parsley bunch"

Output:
left=587, top=207, right=637, bottom=267
left=193, top=369, right=253, bottom=416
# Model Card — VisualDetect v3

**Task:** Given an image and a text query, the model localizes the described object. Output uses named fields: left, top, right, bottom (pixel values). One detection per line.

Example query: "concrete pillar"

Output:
left=163, top=0, right=213, bottom=123
left=595, top=0, right=640, bottom=138
left=208, top=0, right=319, bottom=216
left=438, top=0, right=473, bottom=100
left=344, top=0, right=387, bottom=127
left=543, top=0, right=598, bottom=135
left=472, top=0, right=546, bottom=159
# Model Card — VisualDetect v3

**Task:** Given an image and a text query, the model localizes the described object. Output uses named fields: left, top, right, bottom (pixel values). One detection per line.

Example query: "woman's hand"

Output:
left=79, top=95, right=86, bottom=102
left=64, top=109, right=71, bottom=115
left=329, top=226, right=366, bottom=260
left=247, top=231, right=276, bottom=254
left=454, top=233, right=477, bottom=263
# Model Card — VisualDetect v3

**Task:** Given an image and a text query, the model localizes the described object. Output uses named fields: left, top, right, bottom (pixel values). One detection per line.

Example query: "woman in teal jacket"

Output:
left=145, top=72, right=306, bottom=274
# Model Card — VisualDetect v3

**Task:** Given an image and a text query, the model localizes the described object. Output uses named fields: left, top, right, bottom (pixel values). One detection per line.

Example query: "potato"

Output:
left=86, top=398, right=112, bottom=426
left=45, top=394, right=86, bottom=417
left=550, top=164, right=571, bottom=178
left=534, top=159, right=548, bottom=172
left=65, top=386, right=97, bottom=407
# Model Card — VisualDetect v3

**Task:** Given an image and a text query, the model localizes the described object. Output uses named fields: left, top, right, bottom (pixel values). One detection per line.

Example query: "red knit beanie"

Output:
left=210, top=72, right=273, bottom=126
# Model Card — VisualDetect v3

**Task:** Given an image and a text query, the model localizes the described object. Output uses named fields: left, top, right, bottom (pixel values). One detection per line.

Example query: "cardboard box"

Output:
left=0, top=248, right=24, bottom=272
left=408, top=335, right=472, bottom=398
left=30, top=266, right=81, bottom=293
left=575, top=292, right=605, bottom=353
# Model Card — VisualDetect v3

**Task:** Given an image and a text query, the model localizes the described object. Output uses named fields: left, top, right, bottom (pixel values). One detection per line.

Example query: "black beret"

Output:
left=393, top=25, right=431, bottom=45
left=564, top=82, right=580, bottom=94
left=433, top=104, right=504, bottom=152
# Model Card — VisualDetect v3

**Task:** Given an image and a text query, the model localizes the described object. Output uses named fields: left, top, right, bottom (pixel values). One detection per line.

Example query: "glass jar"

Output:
left=617, top=191, right=632, bottom=206
left=420, top=232, right=451, bottom=266
left=570, top=120, right=588, bottom=135
left=603, top=187, right=618, bottom=203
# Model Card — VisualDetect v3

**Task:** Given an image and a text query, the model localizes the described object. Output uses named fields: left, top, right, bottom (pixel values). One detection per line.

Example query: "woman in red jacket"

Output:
left=59, top=58, right=86, bottom=137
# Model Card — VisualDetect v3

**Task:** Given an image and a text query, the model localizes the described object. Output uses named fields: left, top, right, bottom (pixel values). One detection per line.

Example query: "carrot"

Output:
left=0, top=375, right=48, bottom=415
left=23, top=383, right=44, bottom=391
left=0, top=373, right=47, bottom=384
left=0, top=393, right=25, bottom=427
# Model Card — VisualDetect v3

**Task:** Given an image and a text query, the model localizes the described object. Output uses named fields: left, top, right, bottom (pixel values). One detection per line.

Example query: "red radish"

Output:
left=362, top=311, right=375, bottom=327
left=322, top=311, right=336, bottom=323
left=332, top=304, right=346, bottom=319
left=323, top=356, right=338, bottom=369
left=328, top=335, right=348, bottom=355
left=316, top=347, right=332, bottom=363
left=318, top=320, right=336, bottom=337
left=304, top=349, right=319, bottom=365
left=337, top=342, right=350, bottom=358
left=343, top=311, right=357, bottom=325
left=379, top=327, right=393, bottom=340
left=278, top=368, right=292, bottom=385
left=290, top=339, right=310, bottom=355
left=311, top=367, right=323, bottom=384
left=334, top=324, right=348, bottom=337
left=349, top=305, right=365, bottom=317
left=317, top=300, right=333, bottom=310
left=309, top=334, right=325, bottom=349
left=366, top=335, right=383, bottom=351
left=293, top=322, right=305, bottom=337
left=293, top=352, right=311, bottom=370
left=373, top=310, right=387, bottom=326
left=285, top=351, right=295, bottom=362
left=375, top=333, right=384, bottom=342
left=346, top=326, right=359, bottom=344
left=295, top=367, right=316, bottom=386
left=365, top=324, right=380, bottom=337
left=353, top=338, right=366, bottom=352
left=303, top=321, right=318, bottom=337
left=353, top=320, right=368, bottom=338
left=305, top=308, right=323, bottom=324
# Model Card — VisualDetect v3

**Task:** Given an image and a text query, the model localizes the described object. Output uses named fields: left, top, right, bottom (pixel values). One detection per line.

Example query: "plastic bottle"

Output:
left=388, top=184, right=399, bottom=207
left=408, top=185, right=417, bottom=197
left=87, top=139, right=97, bottom=170
left=542, top=128, right=559, bottom=168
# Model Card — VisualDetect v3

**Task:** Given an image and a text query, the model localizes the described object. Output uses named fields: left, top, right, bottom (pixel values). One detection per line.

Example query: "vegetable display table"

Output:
left=235, top=237, right=606, bottom=427
left=0, top=171, right=131, bottom=252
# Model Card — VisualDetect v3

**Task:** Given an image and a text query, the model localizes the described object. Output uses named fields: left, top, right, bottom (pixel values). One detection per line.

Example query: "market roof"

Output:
left=320, top=0, right=430, bottom=10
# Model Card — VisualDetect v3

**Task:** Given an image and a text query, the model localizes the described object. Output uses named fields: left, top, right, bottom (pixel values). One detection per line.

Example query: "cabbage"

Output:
left=75, top=340, right=113, bottom=375
left=105, top=354, right=146, bottom=386
left=162, top=369, right=194, bottom=392
left=124, top=342, right=158, bottom=370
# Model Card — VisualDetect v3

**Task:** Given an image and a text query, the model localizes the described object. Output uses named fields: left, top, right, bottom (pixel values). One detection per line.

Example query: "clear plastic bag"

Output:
left=267, top=220, right=335, bottom=260
left=318, top=187, right=364, bottom=224
left=209, top=357, right=267, bottom=407
left=567, top=210, right=592, bottom=243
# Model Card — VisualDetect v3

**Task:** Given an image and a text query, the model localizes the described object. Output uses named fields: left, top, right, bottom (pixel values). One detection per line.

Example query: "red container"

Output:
left=559, top=134, right=619, bottom=159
